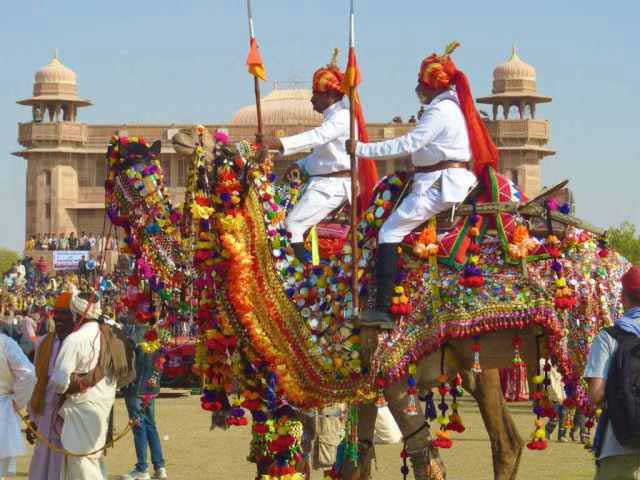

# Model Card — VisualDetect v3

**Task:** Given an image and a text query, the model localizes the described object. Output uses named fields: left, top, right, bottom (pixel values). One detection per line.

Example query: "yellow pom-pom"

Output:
left=532, top=375, right=544, bottom=385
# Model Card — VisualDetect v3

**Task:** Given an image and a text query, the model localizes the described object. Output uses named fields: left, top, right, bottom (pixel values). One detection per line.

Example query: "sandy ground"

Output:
left=15, top=392, right=596, bottom=480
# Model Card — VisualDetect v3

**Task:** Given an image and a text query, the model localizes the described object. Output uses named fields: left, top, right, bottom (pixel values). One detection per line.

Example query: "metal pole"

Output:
left=247, top=0, right=263, bottom=137
left=348, top=0, right=359, bottom=317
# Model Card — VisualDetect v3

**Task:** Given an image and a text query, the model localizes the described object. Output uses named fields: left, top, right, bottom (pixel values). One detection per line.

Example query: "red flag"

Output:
left=246, top=37, right=266, bottom=81
left=342, top=47, right=378, bottom=214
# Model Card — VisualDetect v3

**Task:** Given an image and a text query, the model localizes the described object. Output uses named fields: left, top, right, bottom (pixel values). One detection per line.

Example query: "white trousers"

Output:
left=287, top=177, right=351, bottom=243
left=62, top=454, right=107, bottom=480
left=379, top=179, right=454, bottom=244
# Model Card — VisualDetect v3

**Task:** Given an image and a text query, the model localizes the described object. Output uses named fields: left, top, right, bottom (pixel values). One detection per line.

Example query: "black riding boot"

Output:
left=359, top=243, right=398, bottom=329
left=291, top=242, right=308, bottom=263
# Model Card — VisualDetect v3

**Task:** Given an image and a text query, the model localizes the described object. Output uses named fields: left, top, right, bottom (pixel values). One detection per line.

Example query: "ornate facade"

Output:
left=15, top=49, right=553, bottom=239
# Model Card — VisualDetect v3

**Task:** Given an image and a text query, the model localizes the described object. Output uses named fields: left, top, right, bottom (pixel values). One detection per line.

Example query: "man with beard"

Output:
left=27, top=291, right=75, bottom=480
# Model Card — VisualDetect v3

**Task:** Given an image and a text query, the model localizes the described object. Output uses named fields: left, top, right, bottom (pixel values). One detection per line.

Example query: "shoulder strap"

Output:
left=605, top=326, right=629, bottom=342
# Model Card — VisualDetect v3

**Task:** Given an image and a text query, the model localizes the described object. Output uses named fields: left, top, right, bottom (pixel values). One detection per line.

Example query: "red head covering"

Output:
left=418, top=42, right=498, bottom=177
left=54, top=291, right=72, bottom=311
left=312, top=49, right=345, bottom=95
left=622, top=266, right=640, bottom=296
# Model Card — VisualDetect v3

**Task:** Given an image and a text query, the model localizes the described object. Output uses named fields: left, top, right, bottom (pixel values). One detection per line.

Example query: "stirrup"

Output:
left=358, top=309, right=394, bottom=330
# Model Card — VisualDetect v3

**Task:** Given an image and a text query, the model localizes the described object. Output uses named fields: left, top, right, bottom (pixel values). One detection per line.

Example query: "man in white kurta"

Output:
left=348, top=43, right=492, bottom=329
left=51, top=296, right=116, bottom=480
left=0, top=333, right=36, bottom=478
left=262, top=56, right=352, bottom=262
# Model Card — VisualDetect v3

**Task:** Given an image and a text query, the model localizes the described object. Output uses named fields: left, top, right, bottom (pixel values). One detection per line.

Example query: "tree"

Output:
left=0, top=248, right=20, bottom=276
left=608, top=221, right=640, bottom=265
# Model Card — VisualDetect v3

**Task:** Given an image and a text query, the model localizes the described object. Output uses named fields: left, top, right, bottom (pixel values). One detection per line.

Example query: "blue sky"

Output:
left=1, top=0, right=638, bottom=250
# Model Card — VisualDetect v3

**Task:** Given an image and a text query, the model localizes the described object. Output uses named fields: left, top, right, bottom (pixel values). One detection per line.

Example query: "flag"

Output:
left=342, top=47, right=378, bottom=214
left=246, top=37, right=266, bottom=81
left=342, top=47, right=361, bottom=91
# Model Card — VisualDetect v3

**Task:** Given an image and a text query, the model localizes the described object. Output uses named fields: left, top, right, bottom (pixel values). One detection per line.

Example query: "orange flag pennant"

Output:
left=246, top=37, right=266, bottom=81
left=342, top=47, right=361, bottom=91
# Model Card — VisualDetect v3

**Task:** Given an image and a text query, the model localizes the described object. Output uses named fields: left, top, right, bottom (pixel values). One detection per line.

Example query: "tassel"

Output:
left=403, top=364, right=419, bottom=416
left=471, top=336, right=482, bottom=373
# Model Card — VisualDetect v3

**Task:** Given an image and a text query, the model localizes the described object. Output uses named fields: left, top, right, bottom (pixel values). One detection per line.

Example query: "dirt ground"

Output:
left=16, top=392, right=596, bottom=480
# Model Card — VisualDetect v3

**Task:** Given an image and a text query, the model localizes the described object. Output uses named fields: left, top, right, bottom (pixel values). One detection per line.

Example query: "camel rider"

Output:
left=261, top=51, right=352, bottom=263
left=347, top=42, right=498, bottom=329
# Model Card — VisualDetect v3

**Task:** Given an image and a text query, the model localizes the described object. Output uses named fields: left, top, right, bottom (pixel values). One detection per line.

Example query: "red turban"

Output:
left=311, top=50, right=379, bottom=214
left=54, top=292, right=72, bottom=310
left=418, top=42, right=498, bottom=177
left=312, top=49, right=345, bottom=95
left=622, top=266, right=640, bottom=296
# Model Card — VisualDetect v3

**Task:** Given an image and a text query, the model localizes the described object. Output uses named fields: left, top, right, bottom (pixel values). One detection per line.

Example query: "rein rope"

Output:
left=18, top=409, right=134, bottom=458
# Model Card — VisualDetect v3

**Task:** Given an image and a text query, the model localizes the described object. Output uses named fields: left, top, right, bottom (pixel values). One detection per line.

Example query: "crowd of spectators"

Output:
left=24, top=232, right=118, bottom=252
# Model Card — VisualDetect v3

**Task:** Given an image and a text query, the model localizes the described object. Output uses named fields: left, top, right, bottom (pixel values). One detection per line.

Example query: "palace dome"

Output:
left=230, top=88, right=322, bottom=126
left=491, top=47, right=537, bottom=94
left=18, top=53, right=91, bottom=107
left=35, top=56, right=77, bottom=86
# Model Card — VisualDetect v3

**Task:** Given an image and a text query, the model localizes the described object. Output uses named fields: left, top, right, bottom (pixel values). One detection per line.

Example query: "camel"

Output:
left=104, top=127, right=626, bottom=480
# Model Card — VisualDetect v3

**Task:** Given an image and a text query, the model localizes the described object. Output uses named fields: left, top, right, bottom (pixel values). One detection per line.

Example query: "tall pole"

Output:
left=247, top=0, right=264, bottom=137
left=347, top=0, right=360, bottom=317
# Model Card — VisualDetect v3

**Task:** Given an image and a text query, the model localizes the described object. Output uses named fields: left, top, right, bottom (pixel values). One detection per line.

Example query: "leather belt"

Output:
left=310, top=170, right=351, bottom=178
left=415, top=161, right=468, bottom=174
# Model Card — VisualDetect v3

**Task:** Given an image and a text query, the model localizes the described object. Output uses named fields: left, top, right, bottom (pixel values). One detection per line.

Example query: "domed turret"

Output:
left=17, top=52, right=91, bottom=122
left=492, top=46, right=537, bottom=94
left=230, top=88, right=322, bottom=127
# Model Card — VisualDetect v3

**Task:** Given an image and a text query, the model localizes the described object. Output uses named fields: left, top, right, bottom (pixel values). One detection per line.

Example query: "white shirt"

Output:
left=0, top=333, right=36, bottom=461
left=355, top=90, right=470, bottom=166
left=52, top=321, right=116, bottom=405
left=280, top=101, right=352, bottom=175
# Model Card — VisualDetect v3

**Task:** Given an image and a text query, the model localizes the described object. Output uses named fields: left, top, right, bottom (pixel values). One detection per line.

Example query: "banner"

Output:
left=52, top=250, right=89, bottom=271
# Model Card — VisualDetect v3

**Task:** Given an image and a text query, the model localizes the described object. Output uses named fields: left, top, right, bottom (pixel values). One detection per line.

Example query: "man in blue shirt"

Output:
left=585, top=266, right=640, bottom=479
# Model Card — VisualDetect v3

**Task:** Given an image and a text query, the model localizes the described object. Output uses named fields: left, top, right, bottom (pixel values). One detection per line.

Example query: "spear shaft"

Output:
left=247, top=0, right=264, bottom=136
left=347, top=0, right=360, bottom=317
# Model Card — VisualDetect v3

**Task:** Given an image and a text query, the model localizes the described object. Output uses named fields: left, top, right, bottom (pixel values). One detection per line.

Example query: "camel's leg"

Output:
left=339, top=402, right=377, bottom=480
left=461, top=369, right=524, bottom=480
left=385, top=380, right=445, bottom=480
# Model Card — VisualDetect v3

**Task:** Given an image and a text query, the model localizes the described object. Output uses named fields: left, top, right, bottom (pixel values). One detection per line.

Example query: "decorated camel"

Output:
left=104, top=126, right=626, bottom=480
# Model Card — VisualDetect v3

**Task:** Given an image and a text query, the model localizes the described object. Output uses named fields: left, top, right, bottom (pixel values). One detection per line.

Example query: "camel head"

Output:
left=172, top=125, right=215, bottom=161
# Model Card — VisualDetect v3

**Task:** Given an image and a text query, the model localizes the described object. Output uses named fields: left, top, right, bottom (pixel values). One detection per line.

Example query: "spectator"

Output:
left=35, top=256, right=48, bottom=285
left=68, top=231, right=79, bottom=250
left=25, top=236, right=35, bottom=251
left=58, top=233, right=68, bottom=251
left=417, top=105, right=425, bottom=120
left=121, top=320, right=168, bottom=480
left=392, top=115, right=403, bottom=123
left=89, top=234, right=97, bottom=251
left=79, top=231, right=89, bottom=250
left=0, top=332, right=36, bottom=478
left=47, top=235, right=57, bottom=251
left=585, top=266, right=640, bottom=478
left=78, top=255, right=88, bottom=278
left=408, top=115, right=417, bottom=124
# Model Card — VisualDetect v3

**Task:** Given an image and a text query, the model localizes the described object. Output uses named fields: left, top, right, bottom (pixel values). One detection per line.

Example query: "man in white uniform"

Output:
left=262, top=52, right=352, bottom=262
left=52, top=292, right=116, bottom=479
left=0, top=332, right=36, bottom=479
left=347, top=42, right=498, bottom=329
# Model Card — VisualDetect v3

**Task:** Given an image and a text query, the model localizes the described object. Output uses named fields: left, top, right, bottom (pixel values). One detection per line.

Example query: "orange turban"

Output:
left=312, top=49, right=345, bottom=95
left=54, top=291, right=72, bottom=310
left=418, top=42, right=499, bottom=177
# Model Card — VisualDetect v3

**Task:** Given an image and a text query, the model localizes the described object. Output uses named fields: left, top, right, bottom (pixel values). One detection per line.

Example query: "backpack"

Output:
left=604, top=326, right=640, bottom=447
